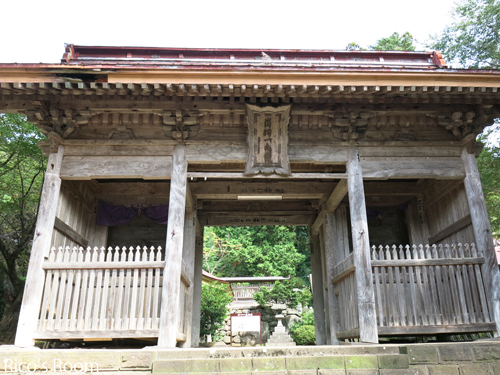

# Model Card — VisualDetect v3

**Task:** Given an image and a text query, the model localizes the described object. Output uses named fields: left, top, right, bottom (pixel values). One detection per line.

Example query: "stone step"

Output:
left=152, top=353, right=409, bottom=374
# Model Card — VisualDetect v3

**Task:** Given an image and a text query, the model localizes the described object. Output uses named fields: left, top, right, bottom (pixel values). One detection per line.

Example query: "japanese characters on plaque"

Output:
left=244, top=105, right=291, bottom=176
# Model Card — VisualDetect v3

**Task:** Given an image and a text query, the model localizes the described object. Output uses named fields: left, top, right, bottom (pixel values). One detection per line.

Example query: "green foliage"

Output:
left=477, top=133, right=500, bottom=235
left=289, top=308, right=315, bottom=345
left=430, top=0, right=500, bottom=68
left=0, top=114, right=46, bottom=327
left=291, top=325, right=316, bottom=345
left=200, top=282, right=233, bottom=341
left=253, top=278, right=311, bottom=309
left=371, top=32, right=416, bottom=51
left=203, top=226, right=308, bottom=280
left=345, top=42, right=365, bottom=51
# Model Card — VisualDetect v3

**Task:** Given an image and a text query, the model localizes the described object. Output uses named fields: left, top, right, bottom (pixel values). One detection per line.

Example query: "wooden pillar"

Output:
left=322, top=212, right=341, bottom=345
left=317, top=232, right=332, bottom=343
left=406, top=196, right=430, bottom=246
left=158, top=144, right=188, bottom=347
left=347, top=146, right=378, bottom=343
left=309, top=230, right=327, bottom=345
left=15, top=146, right=64, bottom=347
left=179, top=209, right=196, bottom=347
left=191, top=221, right=204, bottom=347
left=461, top=147, right=500, bottom=334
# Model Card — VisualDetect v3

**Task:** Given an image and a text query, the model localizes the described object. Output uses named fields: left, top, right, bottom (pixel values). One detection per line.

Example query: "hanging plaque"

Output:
left=244, top=104, right=291, bottom=176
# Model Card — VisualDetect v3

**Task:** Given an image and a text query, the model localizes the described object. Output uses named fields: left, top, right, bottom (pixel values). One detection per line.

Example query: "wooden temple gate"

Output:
left=1, top=45, right=500, bottom=347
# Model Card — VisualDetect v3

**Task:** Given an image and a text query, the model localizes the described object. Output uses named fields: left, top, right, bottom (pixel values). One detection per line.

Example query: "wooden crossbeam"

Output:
left=312, top=180, right=349, bottom=234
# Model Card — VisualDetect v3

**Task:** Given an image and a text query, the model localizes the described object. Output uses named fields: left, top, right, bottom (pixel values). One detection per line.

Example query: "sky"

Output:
left=0, top=0, right=459, bottom=64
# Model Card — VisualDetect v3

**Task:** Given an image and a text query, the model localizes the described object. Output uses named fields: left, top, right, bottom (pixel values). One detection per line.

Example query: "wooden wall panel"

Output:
left=424, top=182, right=474, bottom=245
left=50, top=181, right=98, bottom=249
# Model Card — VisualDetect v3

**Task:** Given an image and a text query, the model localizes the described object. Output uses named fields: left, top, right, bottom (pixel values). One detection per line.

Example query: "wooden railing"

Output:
left=231, top=283, right=274, bottom=301
left=35, top=246, right=165, bottom=340
left=371, top=243, right=495, bottom=336
left=331, top=252, right=359, bottom=335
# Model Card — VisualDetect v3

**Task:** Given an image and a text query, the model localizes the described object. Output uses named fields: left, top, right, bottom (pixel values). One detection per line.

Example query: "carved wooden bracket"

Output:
left=244, top=104, right=291, bottom=176
left=434, top=107, right=491, bottom=140
left=161, top=110, right=202, bottom=140
left=330, top=112, right=370, bottom=141
left=26, top=102, right=85, bottom=138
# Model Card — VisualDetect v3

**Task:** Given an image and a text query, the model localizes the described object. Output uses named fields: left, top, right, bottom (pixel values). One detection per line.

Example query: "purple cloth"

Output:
left=96, top=200, right=137, bottom=226
left=96, top=200, right=169, bottom=226
left=142, top=204, right=169, bottom=225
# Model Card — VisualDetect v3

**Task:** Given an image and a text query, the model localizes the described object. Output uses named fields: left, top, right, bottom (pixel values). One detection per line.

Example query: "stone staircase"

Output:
left=152, top=345, right=408, bottom=374
left=1, top=341, right=499, bottom=374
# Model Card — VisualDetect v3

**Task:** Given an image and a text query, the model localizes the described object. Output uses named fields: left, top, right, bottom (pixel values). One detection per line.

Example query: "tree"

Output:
left=253, top=278, right=312, bottom=309
left=477, top=133, right=500, bottom=235
left=204, top=226, right=307, bottom=279
left=430, top=0, right=500, bottom=68
left=200, top=282, right=233, bottom=342
left=0, top=114, right=46, bottom=342
left=431, top=0, right=500, bottom=236
left=370, top=32, right=416, bottom=51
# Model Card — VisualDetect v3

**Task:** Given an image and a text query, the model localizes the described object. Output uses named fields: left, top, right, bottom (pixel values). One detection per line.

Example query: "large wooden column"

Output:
left=309, top=231, right=327, bottom=345
left=158, top=144, right=188, bottom=347
left=15, top=146, right=64, bottom=347
left=179, top=208, right=196, bottom=347
left=461, top=147, right=500, bottom=334
left=347, top=146, right=378, bottom=343
left=191, top=221, right=204, bottom=347
left=322, top=213, right=341, bottom=345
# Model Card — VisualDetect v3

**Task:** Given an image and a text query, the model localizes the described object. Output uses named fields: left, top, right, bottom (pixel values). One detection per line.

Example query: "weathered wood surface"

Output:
left=60, top=156, right=173, bottom=179
left=347, top=146, right=378, bottom=343
left=158, top=144, right=188, bottom=347
left=361, top=160, right=465, bottom=179
left=54, top=217, right=89, bottom=248
left=37, top=246, right=164, bottom=338
left=378, top=322, right=497, bottom=336
left=309, top=232, right=327, bottom=345
left=312, top=181, right=348, bottom=234
left=462, top=147, right=500, bottom=334
left=190, top=223, right=204, bottom=347
left=179, top=210, right=196, bottom=347
left=245, top=105, right=291, bottom=176
left=406, top=198, right=430, bottom=246
left=428, top=214, right=472, bottom=245
left=15, top=146, right=64, bottom=347
left=372, top=243, right=491, bottom=331
left=424, top=180, right=475, bottom=246
left=323, top=212, right=343, bottom=345
left=199, top=214, right=314, bottom=227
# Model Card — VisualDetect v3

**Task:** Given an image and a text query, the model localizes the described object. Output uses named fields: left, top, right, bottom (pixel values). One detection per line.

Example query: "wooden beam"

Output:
left=158, top=144, right=188, bottom=347
left=54, top=217, right=89, bottom=248
left=198, top=214, right=313, bottom=227
left=60, top=156, right=173, bottom=180
left=461, top=147, right=500, bottom=335
left=347, top=146, right=378, bottom=344
left=326, top=179, right=348, bottom=212
left=428, top=214, right=472, bottom=244
left=187, top=172, right=347, bottom=179
left=312, top=180, right=348, bottom=235
left=378, top=323, right=497, bottom=336
left=15, top=146, right=64, bottom=347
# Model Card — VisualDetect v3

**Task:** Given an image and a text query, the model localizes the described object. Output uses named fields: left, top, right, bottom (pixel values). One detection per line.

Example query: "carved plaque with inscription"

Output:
left=245, top=104, right=291, bottom=176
